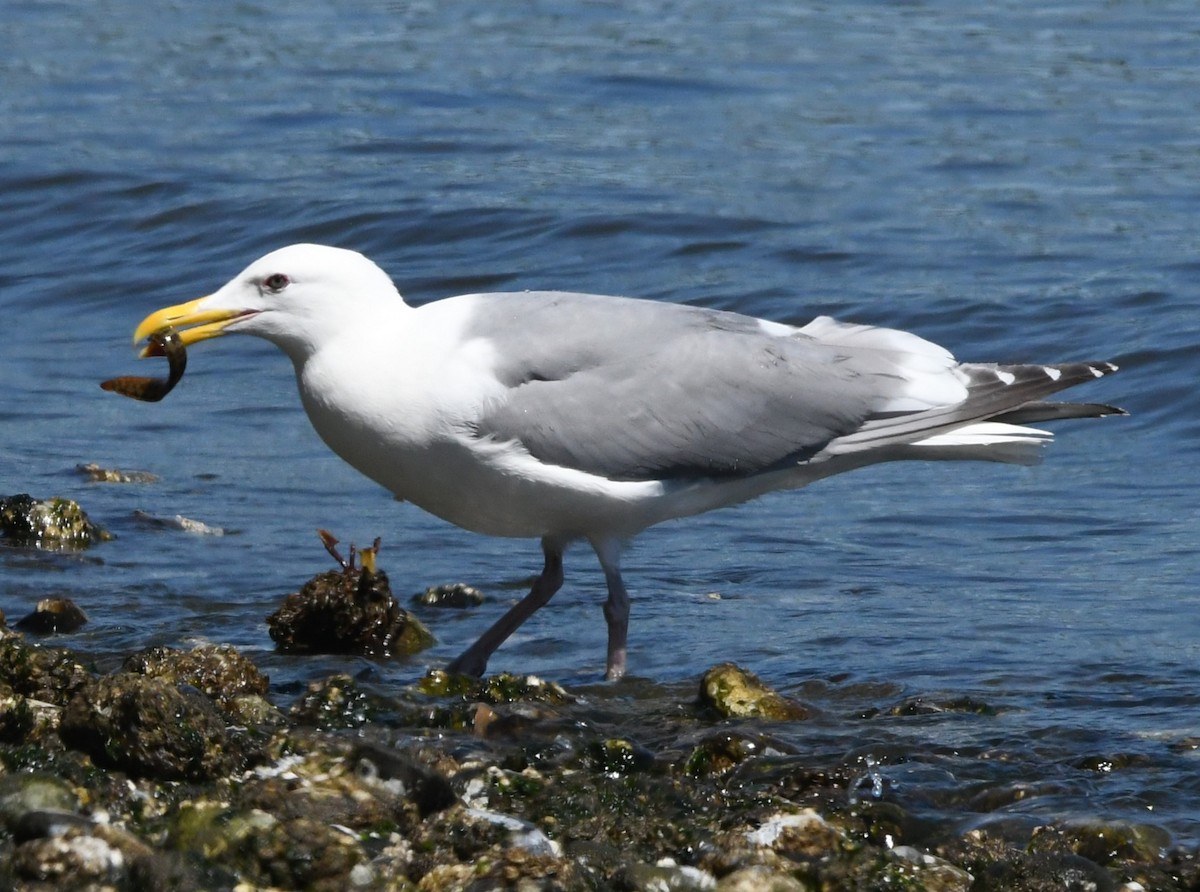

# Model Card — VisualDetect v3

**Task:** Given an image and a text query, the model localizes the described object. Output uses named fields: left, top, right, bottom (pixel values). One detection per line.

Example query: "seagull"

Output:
left=131, top=244, right=1123, bottom=680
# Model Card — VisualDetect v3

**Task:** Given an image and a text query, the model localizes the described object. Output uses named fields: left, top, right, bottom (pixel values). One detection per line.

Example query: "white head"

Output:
left=133, top=244, right=406, bottom=361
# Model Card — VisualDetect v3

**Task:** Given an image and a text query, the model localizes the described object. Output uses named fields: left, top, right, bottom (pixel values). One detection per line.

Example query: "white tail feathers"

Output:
left=903, top=422, right=1054, bottom=466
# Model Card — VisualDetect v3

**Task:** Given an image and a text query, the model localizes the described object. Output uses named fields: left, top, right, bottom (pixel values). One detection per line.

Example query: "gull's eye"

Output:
left=262, top=273, right=290, bottom=293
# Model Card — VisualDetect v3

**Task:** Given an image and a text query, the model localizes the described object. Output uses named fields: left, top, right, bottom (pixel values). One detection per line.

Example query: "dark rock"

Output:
left=15, top=598, right=88, bottom=635
left=0, top=635, right=93, bottom=706
left=0, top=773, right=81, bottom=836
left=0, top=494, right=111, bottom=549
left=121, top=642, right=277, bottom=726
left=698, top=663, right=810, bottom=720
left=267, top=553, right=434, bottom=658
left=59, top=675, right=241, bottom=781
left=350, top=741, right=458, bottom=817
left=971, top=851, right=1116, bottom=892
left=413, top=582, right=486, bottom=608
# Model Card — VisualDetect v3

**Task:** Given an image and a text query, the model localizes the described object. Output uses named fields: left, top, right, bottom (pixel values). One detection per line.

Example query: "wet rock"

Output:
left=267, top=536, right=434, bottom=657
left=132, top=509, right=227, bottom=535
left=887, top=694, right=996, bottom=716
left=970, top=850, right=1116, bottom=892
left=698, top=663, right=810, bottom=720
left=14, top=598, right=88, bottom=635
left=420, top=669, right=572, bottom=705
left=59, top=674, right=242, bottom=781
left=413, top=581, right=486, bottom=608
left=0, top=773, right=81, bottom=835
left=9, top=829, right=127, bottom=890
left=121, top=642, right=277, bottom=725
left=583, top=737, right=657, bottom=775
left=76, top=462, right=160, bottom=484
left=717, top=865, right=812, bottom=891
left=624, top=857, right=718, bottom=890
left=1030, top=819, right=1173, bottom=867
left=0, top=494, right=111, bottom=549
left=889, top=845, right=974, bottom=891
left=0, top=635, right=93, bottom=706
left=683, top=730, right=790, bottom=778
left=290, top=672, right=391, bottom=729
left=351, top=741, right=459, bottom=817
left=169, top=803, right=366, bottom=892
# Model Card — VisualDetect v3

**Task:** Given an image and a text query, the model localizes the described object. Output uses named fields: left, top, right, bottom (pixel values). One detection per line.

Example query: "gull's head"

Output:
left=133, top=244, right=403, bottom=359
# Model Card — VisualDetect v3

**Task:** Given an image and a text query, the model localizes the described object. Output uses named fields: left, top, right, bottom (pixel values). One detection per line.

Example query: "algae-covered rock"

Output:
left=59, top=675, right=241, bottom=781
left=699, top=663, right=810, bottom=720
left=122, top=642, right=277, bottom=726
left=267, top=536, right=434, bottom=657
left=14, top=598, right=88, bottom=635
left=0, top=494, right=111, bottom=549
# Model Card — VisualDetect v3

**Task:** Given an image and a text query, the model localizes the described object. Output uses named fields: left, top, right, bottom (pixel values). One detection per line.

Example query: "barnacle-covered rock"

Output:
left=122, top=642, right=278, bottom=726
left=58, top=674, right=241, bottom=781
left=0, top=635, right=92, bottom=706
left=0, top=494, right=111, bottom=549
left=267, top=535, right=434, bottom=657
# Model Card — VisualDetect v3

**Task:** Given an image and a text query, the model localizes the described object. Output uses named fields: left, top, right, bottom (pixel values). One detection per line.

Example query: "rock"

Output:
left=289, top=672, right=392, bottom=730
left=683, top=730, right=788, bottom=777
left=15, top=598, right=88, bottom=635
left=9, top=830, right=127, bottom=889
left=0, top=773, right=81, bottom=834
left=0, top=494, right=111, bottom=549
left=624, top=857, right=718, bottom=890
left=1030, top=819, right=1173, bottom=867
left=698, top=663, right=810, bottom=720
left=59, top=675, right=242, bottom=781
left=75, top=462, right=160, bottom=484
left=718, top=865, right=813, bottom=891
left=267, top=548, right=434, bottom=658
left=351, top=741, right=459, bottom=817
left=413, top=582, right=486, bottom=608
left=0, top=635, right=93, bottom=706
left=121, top=642, right=277, bottom=725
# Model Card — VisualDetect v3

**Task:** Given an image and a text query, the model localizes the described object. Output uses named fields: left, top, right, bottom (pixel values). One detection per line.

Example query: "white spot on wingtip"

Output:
left=1044, top=366, right=1062, bottom=381
left=994, top=369, right=1016, bottom=385
left=1089, top=365, right=1105, bottom=378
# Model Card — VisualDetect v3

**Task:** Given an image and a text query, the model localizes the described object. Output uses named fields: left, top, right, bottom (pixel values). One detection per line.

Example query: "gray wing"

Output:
left=457, top=292, right=1121, bottom=482
left=460, top=292, right=913, bottom=481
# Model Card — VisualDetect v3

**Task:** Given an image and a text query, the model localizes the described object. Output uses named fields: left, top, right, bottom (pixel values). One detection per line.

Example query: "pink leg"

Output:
left=593, top=538, right=629, bottom=681
left=446, top=541, right=564, bottom=677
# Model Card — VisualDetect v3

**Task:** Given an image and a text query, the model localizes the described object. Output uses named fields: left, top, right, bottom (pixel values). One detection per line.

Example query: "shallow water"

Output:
left=2, top=0, right=1198, bottom=848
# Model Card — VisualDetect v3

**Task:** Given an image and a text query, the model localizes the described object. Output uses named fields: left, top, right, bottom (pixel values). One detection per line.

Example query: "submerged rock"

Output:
left=699, top=663, right=811, bottom=721
left=413, top=582, right=486, bottom=608
left=14, top=598, right=88, bottom=635
left=75, top=462, right=160, bottom=484
left=0, top=494, right=111, bottom=549
left=267, top=535, right=434, bottom=657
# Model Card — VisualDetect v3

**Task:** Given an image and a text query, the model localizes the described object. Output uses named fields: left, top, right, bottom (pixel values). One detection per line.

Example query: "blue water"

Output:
left=2, top=0, right=1198, bottom=848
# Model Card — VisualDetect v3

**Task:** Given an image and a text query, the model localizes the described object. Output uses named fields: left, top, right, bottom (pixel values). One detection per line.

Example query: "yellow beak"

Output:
left=133, top=297, right=253, bottom=357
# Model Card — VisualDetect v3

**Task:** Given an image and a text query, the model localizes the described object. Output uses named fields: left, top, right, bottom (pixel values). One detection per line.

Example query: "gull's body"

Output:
left=134, top=244, right=1122, bottom=679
